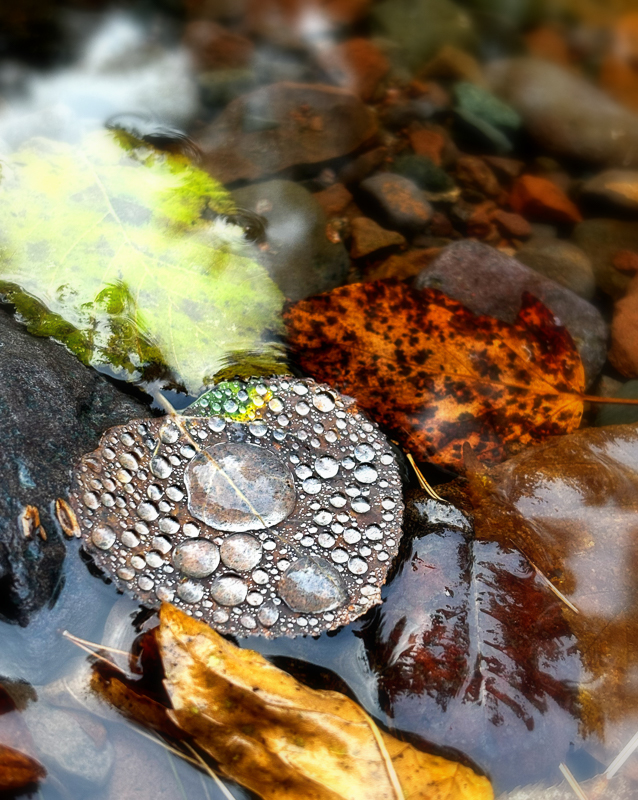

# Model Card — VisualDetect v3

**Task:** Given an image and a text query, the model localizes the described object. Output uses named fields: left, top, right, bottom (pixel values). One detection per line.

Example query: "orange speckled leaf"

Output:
left=284, top=280, right=585, bottom=470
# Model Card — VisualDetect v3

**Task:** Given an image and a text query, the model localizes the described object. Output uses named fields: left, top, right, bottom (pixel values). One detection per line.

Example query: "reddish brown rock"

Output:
left=483, top=156, right=525, bottom=180
left=182, top=20, right=254, bottom=70
left=466, top=202, right=498, bottom=241
left=350, top=216, right=405, bottom=258
left=339, top=146, right=388, bottom=186
left=359, top=173, right=433, bottom=232
left=364, top=248, right=441, bottom=282
left=492, top=209, right=532, bottom=239
left=524, top=25, right=572, bottom=66
left=408, top=127, right=446, bottom=165
left=314, top=183, right=353, bottom=217
left=198, top=82, right=378, bottom=184
left=614, top=250, right=638, bottom=275
left=418, top=44, right=486, bottom=86
left=610, top=273, right=638, bottom=376
left=317, top=38, right=390, bottom=101
left=456, top=155, right=501, bottom=197
left=510, top=174, right=582, bottom=224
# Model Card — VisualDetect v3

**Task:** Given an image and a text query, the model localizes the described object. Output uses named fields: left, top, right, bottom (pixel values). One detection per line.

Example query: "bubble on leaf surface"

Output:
left=185, top=442, right=296, bottom=532
left=173, top=539, right=220, bottom=578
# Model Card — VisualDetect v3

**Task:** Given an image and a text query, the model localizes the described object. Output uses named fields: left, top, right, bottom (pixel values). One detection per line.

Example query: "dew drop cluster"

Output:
left=69, top=378, right=403, bottom=637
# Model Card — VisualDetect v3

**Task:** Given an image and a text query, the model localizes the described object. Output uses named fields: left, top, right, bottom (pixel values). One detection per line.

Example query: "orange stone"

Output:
left=524, top=26, right=572, bottom=66
left=364, top=248, right=441, bottom=282
left=314, top=183, right=353, bottom=217
left=350, top=217, right=406, bottom=258
left=317, top=38, right=390, bottom=101
left=610, top=272, right=638, bottom=376
left=600, top=12, right=638, bottom=112
left=492, top=210, right=532, bottom=239
left=613, top=249, right=638, bottom=274
left=509, top=175, right=582, bottom=224
left=408, top=128, right=446, bottom=165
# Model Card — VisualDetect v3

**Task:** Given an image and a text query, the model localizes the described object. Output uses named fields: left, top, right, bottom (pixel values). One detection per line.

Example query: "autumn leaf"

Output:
left=0, top=130, right=285, bottom=393
left=0, top=743, right=45, bottom=791
left=362, top=489, right=581, bottom=792
left=157, top=603, right=493, bottom=800
left=284, top=279, right=585, bottom=471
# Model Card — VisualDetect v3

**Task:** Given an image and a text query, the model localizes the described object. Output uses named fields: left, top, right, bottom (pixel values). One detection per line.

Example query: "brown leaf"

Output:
left=157, top=603, right=493, bottom=800
left=284, top=280, right=585, bottom=471
left=0, top=743, right=45, bottom=791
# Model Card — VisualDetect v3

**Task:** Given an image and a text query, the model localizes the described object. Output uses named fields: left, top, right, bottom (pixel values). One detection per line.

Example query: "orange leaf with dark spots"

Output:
left=284, top=279, right=585, bottom=470
left=0, top=744, right=45, bottom=791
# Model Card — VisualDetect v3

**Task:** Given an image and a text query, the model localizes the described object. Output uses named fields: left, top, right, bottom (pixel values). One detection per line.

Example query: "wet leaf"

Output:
left=0, top=743, right=45, bottom=791
left=362, top=490, right=582, bottom=792
left=284, top=280, right=585, bottom=471
left=0, top=130, right=285, bottom=393
left=158, top=602, right=493, bottom=800
left=463, top=422, right=638, bottom=750
left=69, top=377, right=404, bottom=638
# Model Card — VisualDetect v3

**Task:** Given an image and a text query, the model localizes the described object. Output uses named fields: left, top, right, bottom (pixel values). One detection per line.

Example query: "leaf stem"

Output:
left=581, top=395, right=638, bottom=405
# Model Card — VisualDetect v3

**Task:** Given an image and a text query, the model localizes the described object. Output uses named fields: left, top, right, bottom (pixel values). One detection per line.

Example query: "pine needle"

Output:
left=605, top=728, right=638, bottom=779
left=529, top=563, right=580, bottom=614
left=406, top=453, right=446, bottom=503
left=62, top=630, right=126, bottom=671
left=362, top=712, right=406, bottom=800
left=183, top=742, right=238, bottom=800
left=559, top=763, right=590, bottom=800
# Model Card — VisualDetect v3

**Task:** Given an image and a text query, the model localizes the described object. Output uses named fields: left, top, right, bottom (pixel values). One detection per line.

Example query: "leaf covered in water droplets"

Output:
left=157, top=602, right=493, bottom=800
left=284, top=280, right=585, bottom=471
left=0, top=130, right=285, bottom=393
left=69, top=377, right=404, bottom=637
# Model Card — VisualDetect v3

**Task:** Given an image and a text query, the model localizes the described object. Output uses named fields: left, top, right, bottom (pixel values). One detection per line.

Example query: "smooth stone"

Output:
left=487, top=57, right=638, bottom=168
left=414, top=240, right=607, bottom=384
left=278, top=556, right=348, bottom=613
left=610, top=273, right=638, bottom=378
left=0, top=311, right=149, bottom=626
left=198, top=82, right=377, bottom=184
left=350, top=217, right=406, bottom=259
left=391, top=154, right=454, bottom=193
left=571, top=219, right=638, bottom=299
left=581, top=169, right=638, bottom=214
left=515, top=239, right=595, bottom=300
left=370, top=0, right=474, bottom=72
left=359, top=173, right=433, bottom=232
left=233, top=180, right=349, bottom=301
left=453, top=80, right=520, bottom=154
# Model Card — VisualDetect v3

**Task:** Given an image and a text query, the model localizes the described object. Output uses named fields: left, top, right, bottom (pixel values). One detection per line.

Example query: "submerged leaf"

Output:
left=0, top=130, right=285, bottom=393
left=0, top=743, right=45, bottom=791
left=158, top=603, right=493, bottom=800
left=284, top=280, right=585, bottom=471
left=69, top=377, right=404, bottom=637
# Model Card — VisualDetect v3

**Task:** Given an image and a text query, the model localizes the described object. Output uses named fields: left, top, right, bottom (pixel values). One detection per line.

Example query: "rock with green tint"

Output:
left=454, top=81, right=520, bottom=154
left=391, top=154, right=454, bottom=193
left=371, top=0, right=475, bottom=73
left=595, top=381, right=638, bottom=427
left=0, top=130, right=286, bottom=394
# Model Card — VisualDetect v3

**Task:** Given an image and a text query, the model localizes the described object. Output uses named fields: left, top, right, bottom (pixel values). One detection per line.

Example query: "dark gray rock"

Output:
left=232, top=179, right=349, bottom=301
left=571, top=218, right=638, bottom=299
left=515, top=238, right=595, bottom=300
left=487, top=58, right=638, bottom=168
left=414, top=240, right=607, bottom=384
left=0, top=311, right=149, bottom=625
left=359, top=173, right=433, bottom=233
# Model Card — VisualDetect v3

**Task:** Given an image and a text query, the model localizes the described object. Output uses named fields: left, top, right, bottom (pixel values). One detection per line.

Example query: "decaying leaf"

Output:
left=0, top=743, right=46, bottom=791
left=463, top=422, right=638, bottom=748
left=69, top=377, right=404, bottom=637
left=362, top=490, right=582, bottom=792
left=284, top=280, right=585, bottom=471
left=158, top=602, right=494, bottom=800
left=0, top=130, right=285, bottom=393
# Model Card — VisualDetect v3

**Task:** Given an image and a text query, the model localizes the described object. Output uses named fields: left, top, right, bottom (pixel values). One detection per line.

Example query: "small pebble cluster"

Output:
left=69, top=378, right=403, bottom=637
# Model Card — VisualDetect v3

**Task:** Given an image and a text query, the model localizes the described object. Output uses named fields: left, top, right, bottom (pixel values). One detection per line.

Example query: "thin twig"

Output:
left=559, top=763, right=590, bottom=800
left=606, top=728, right=638, bottom=779
left=406, top=453, right=446, bottom=503
left=62, top=630, right=131, bottom=657
left=183, top=742, right=238, bottom=800
left=62, top=631, right=125, bottom=671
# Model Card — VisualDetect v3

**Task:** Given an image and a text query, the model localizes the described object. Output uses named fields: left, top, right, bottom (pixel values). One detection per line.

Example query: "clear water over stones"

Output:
left=70, top=377, right=403, bottom=638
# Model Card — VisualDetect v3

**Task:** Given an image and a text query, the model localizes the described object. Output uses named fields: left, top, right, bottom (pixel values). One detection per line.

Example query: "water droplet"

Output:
left=208, top=417, right=226, bottom=433
left=378, top=551, right=389, bottom=562
left=147, top=484, right=163, bottom=501
left=313, top=510, right=332, bottom=526
left=295, top=464, right=312, bottom=480
left=352, top=498, right=370, bottom=513
left=156, top=585, right=174, bottom=602
left=301, top=536, right=314, bottom=547
left=380, top=454, right=393, bottom=465
left=295, top=402, right=310, bottom=416
left=173, top=539, right=220, bottom=578
left=121, top=531, right=140, bottom=548
left=160, top=422, right=180, bottom=443
left=100, top=493, right=115, bottom=507
left=313, top=392, right=335, bottom=413
left=180, top=445, right=197, bottom=459
left=183, top=522, right=199, bottom=537
left=159, top=517, right=180, bottom=534
left=117, top=567, right=135, bottom=581
left=348, top=557, right=368, bottom=575
left=263, top=539, right=276, bottom=551
left=120, top=432, right=135, bottom=447
left=103, top=447, right=116, bottom=461
left=329, top=494, right=347, bottom=508
left=359, top=546, right=372, bottom=557
left=220, top=534, right=263, bottom=571
left=136, top=501, right=159, bottom=521
left=116, top=469, right=132, bottom=484
left=146, top=551, right=164, bottom=568
left=382, top=498, right=397, bottom=510
left=83, top=492, right=99, bottom=510
left=365, top=525, right=383, bottom=541
left=292, top=383, right=308, bottom=395
left=258, top=603, right=279, bottom=627
left=224, top=398, right=238, bottom=414
left=253, top=569, right=269, bottom=584
left=302, top=477, right=322, bottom=495
left=177, top=580, right=204, bottom=603
left=342, top=457, right=355, bottom=470
left=354, top=444, right=375, bottom=463
left=185, top=442, right=297, bottom=532
left=318, top=533, right=335, bottom=548
left=315, top=456, right=339, bottom=479
left=240, top=614, right=257, bottom=629
left=92, top=525, right=116, bottom=550
left=134, top=522, right=150, bottom=536
left=343, top=528, right=361, bottom=544
left=131, top=556, right=145, bottom=570
left=269, top=397, right=284, bottom=413
left=150, top=456, right=172, bottom=479
left=331, top=549, right=348, bottom=563
left=166, top=486, right=184, bottom=502
left=246, top=592, right=264, bottom=607
left=278, top=557, right=347, bottom=613
left=325, top=430, right=338, bottom=443
left=249, top=421, right=267, bottom=437
left=152, top=535, right=172, bottom=554
left=210, top=575, right=248, bottom=606
left=354, top=465, right=377, bottom=484
left=212, top=609, right=229, bottom=623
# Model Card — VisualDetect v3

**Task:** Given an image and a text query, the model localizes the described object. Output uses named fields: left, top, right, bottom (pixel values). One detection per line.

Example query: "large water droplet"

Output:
left=313, top=392, right=335, bottom=412
left=354, top=464, right=378, bottom=484
left=315, top=456, right=339, bottom=479
left=121, top=531, right=140, bottom=548
left=92, top=525, right=116, bottom=550
left=160, top=422, right=180, bottom=443
left=351, top=498, right=370, bottom=513
left=220, top=534, right=263, bottom=571
left=173, top=539, right=220, bottom=578
left=210, top=575, right=248, bottom=606
left=136, top=501, right=159, bottom=521
left=313, top=510, right=332, bottom=526
left=278, top=557, right=347, bottom=614
left=150, top=456, right=172, bottom=479
left=185, top=443, right=296, bottom=532
left=177, top=580, right=204, bottom=603
left=354, top=444, right=375, bottom=463
left=258, top=603, right=280, bottom=627
left=302, top=477, right=322, bottom=495
left=118, top=453, right=139, bottom=471
left=348, top=557, right=368, bottom=575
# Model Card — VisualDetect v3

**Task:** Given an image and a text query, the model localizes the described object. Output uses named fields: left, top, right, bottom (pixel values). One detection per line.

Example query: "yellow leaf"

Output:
left=158, top=603, right=493, bottom=800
